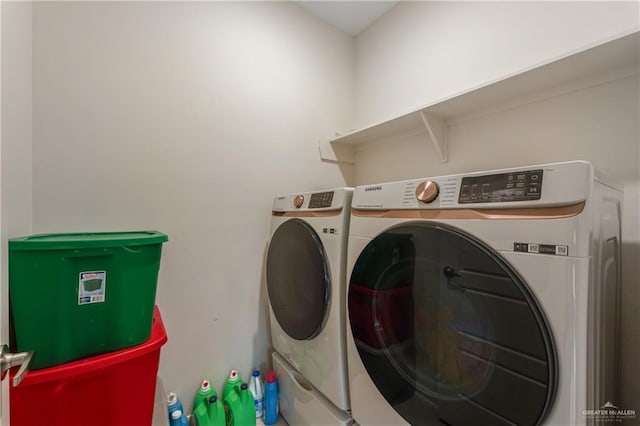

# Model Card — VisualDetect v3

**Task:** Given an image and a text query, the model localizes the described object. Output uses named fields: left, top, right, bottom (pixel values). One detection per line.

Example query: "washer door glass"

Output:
left=267, top=219, right=329, bottom=341
left=348, top=222, right=557, bottom=426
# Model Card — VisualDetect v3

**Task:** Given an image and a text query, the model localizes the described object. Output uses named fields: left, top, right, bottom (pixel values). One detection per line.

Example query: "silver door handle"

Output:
left=0, top=345, right=34, bottom=386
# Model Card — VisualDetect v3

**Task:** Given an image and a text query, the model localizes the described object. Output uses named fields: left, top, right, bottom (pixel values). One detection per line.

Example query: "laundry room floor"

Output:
left=257, top=418, right=288, bottom=426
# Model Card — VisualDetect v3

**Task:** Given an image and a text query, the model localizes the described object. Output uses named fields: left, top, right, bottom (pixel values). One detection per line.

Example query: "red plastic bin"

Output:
left=10, top=306, right=168, bottom=426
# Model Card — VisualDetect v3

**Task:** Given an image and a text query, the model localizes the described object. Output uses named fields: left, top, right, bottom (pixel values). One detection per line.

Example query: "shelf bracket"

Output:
left=318, top=139, right=355, bottom=165
left=420, top=111, right=448, bottom=163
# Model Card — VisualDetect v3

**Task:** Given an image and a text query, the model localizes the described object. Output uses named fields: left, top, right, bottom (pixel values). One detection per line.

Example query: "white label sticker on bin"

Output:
left=78, top=271, right=106, bottom=305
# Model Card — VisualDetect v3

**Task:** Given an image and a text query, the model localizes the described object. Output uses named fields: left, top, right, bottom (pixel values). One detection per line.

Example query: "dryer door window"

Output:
left=348, top=222, right=557, bottom=426
left=267, top=219, right=329, bottom=340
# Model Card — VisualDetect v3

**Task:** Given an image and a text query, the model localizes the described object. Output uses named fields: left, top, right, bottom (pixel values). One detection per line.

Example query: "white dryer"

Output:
left=346, top=161, right=621, bottom=426
left=267, top=188, right=353, bottom=425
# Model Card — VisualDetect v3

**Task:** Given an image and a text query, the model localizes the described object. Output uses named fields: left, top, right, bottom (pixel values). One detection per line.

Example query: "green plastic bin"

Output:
left=9, top=231, right=168, bottom=370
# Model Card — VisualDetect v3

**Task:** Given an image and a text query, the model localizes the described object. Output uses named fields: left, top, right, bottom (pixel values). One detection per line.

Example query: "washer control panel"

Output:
left=459, top=169, right=543, bottom=204
left=272, top=188, right=352, bottom=212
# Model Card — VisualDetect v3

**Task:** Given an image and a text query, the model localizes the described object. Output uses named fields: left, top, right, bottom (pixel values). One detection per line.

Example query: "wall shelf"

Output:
left=319, top=30, right=639, bottom=165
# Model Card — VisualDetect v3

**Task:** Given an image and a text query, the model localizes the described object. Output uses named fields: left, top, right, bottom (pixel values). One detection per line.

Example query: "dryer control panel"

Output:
left=352, top=161, right=593, bottom=210
left=309, top=191, right=335, bottom=208
left=459, top=169, right=543, bottom=204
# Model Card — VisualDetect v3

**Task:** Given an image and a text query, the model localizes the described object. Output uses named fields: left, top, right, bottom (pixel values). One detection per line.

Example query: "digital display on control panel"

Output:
left=458, top=170, right=543, bottom=203
left=309, top=191, right=334, bottom=208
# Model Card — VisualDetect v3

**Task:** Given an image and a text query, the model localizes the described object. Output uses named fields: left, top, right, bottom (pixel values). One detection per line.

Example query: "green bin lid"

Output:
left=9, top=231, right=168, bottom=251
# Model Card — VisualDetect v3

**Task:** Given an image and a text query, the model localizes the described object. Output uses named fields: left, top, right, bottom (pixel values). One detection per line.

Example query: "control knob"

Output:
left=293, top=195, right=304, bottom=208
left=415, top=181, right=439, bottom=203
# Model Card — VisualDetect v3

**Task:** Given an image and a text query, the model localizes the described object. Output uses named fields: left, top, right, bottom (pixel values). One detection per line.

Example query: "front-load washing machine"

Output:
left=346, top=161, right=621, bottom=426
left=267, top=187, right=353, bottom=425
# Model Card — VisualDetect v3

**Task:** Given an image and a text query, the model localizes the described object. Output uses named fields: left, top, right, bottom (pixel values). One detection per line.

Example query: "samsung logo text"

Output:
left=364, top=186, right=382, bottom=192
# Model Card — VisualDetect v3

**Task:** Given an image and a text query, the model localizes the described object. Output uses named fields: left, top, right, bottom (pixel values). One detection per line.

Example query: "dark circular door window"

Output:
left=267, top=219, right=329, bottom=340
left=348, top=222, right=557, bottom=426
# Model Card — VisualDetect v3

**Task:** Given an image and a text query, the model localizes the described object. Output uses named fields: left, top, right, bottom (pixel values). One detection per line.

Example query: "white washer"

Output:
left=267, top=188, right=353, bottom=424
left=346, top=161, right=622, bottom=426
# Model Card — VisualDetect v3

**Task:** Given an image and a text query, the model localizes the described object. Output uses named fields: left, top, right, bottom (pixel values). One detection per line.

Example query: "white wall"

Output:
left=353, top=0, right=640, bottom=413
left=353, top=76, right=639, bottom=185
left=1, top=1, right=33, bottom=422
left=1, top=0, right=33, bottom=297
left=32, top=1, right=353, bottom=409
left=354, top=1, right=639, bottom=128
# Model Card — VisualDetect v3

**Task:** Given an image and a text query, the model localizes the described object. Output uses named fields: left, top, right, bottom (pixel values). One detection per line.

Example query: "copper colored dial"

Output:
left=415, top=181, right=439, bottom=203
left=293, top=195, right=304, bottom=208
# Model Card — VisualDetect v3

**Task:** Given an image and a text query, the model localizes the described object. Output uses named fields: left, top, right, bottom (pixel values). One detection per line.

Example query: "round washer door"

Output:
left=267, top=219, right=330, bottom=341
left=348, top=222, right=557, bottom=426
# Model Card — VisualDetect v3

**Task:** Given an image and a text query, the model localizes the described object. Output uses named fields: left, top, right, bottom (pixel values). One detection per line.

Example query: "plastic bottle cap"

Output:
left=167, top=392, right=177, bottom=406
left=252, top=370, right=260, bottom=377
left=171, top=410, right=182, bottom=420
left=200, top=380, right=211, bottom=392
left=209, top=396, right=217, bottom=403
left=266, top=371, right=276, bottom=383
left=241, top=383, right=248, bottom=390
left=229, top=370, right=238, bottom=380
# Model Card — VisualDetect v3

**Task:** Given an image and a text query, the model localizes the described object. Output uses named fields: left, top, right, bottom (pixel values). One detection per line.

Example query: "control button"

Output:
left=516, top=174, right=526, bottom=181
left=530, top=174, right=539, bottom=181
left=539, top=245, right=556, bottom=255
left=516, top=182, right=525, bottom=188
left=294, top=195, right=304, bottom=208
left=514, top=243, right=529, bottom=252
left=415, top=181, right=440, bottom=203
